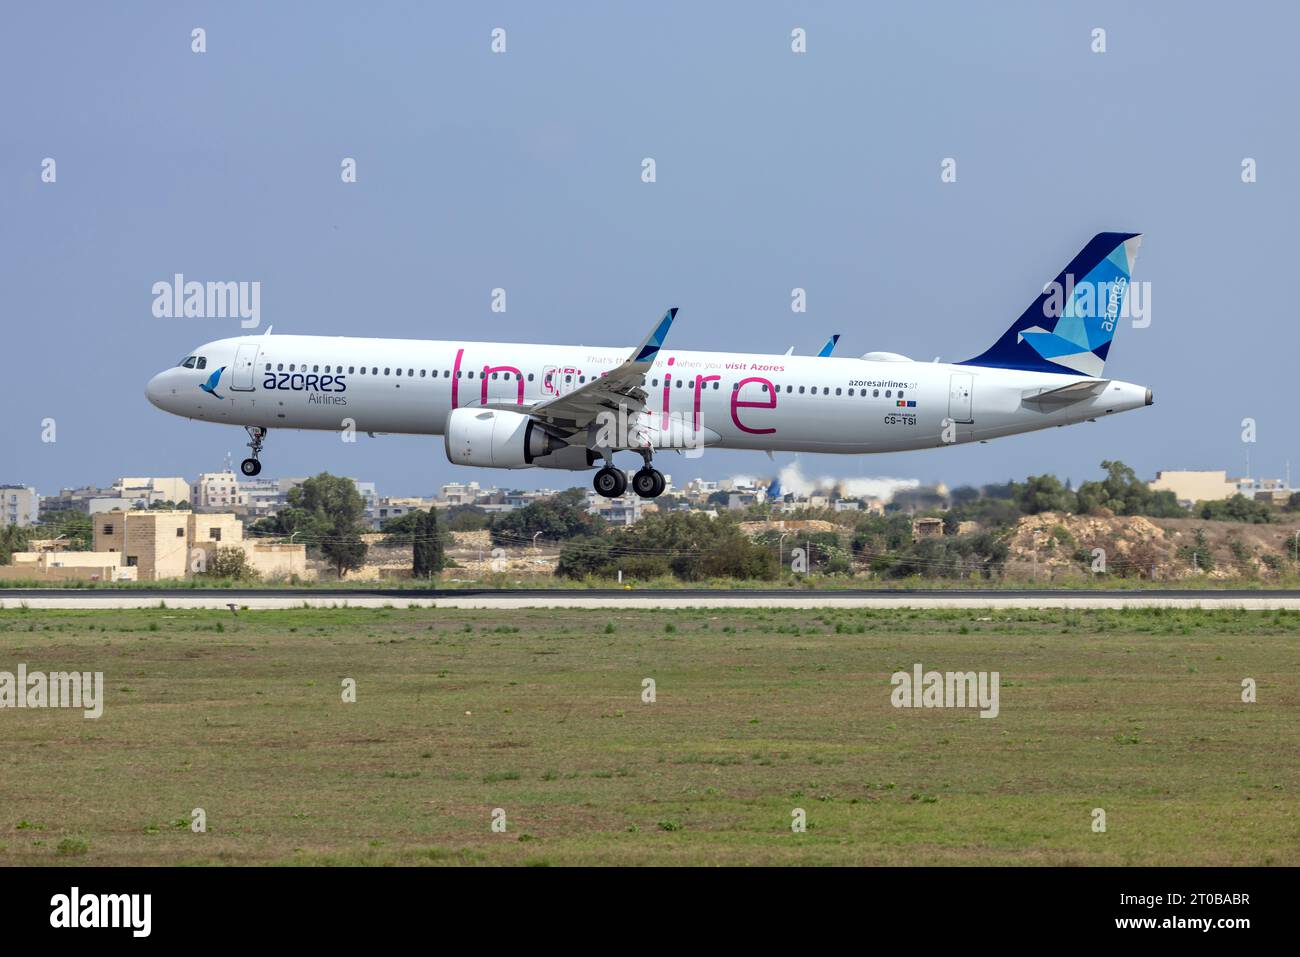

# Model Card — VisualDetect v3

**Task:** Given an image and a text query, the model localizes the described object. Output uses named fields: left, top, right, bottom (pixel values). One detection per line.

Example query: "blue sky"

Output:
left=3, top=2, right=1296, bottom=496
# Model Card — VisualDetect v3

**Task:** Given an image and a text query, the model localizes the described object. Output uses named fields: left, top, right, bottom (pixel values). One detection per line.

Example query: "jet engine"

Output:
left=444, top=408, right=570, bottom=469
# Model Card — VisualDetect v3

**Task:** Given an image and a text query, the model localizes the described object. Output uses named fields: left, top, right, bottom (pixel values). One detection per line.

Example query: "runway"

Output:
left=3, top=588, right=1300, bottom=610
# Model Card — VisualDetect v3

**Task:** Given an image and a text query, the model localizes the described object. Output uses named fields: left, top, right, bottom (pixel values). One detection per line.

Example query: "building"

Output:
left=0, top=549, right=136, bottom=583
left=912, top=516, right=945, bottom=540
left=440, top=482, right=489, bottom=506
left=1148, top=470, right=1240, bottom=506
left=113, top=476, right=191, bottom=507
left=370, top=496, right=434, bottom=528
left=585, top=487, right=644, bottom=526
left=191, top=471, right=248, bottom=511
left=38, top=485, right=109, bottom=514
left=240, top=477, right=305, bottom=518
left=92, top=509, right=306, bottom=581
left=1, top=485, right=40, bottom=527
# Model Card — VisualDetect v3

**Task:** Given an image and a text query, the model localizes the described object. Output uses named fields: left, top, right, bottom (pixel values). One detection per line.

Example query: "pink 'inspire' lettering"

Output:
left=730, top=376, right=777, bottom=434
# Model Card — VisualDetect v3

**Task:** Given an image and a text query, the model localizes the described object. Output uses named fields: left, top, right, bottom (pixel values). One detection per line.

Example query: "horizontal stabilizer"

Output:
left=1021, top=378, right=1109, bottom=412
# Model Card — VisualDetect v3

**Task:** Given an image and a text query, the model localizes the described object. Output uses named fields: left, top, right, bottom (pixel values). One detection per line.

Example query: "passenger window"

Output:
left=898, top=390, right=904, bottom=398
left=349, top=366, right=355, bottom=374
left=712, top=381, right=719, bottom=389
left=527, top=373, right=534, bottom=381
left=371, top=367, right=377, bottom=375
left=396, top=368, right=402, bottom=376
left=313, top=365, right=319, bottom=372
left=873, top=389, right=879, bottom=397
left=264, top=363, right=271, bottom=371
left=798, top=386, right=805, bottom=394
left=835, top=388, right=841, bottom=396
left=385, top=368, right=391, bottom=376
left=886, top=390, right=892, bottom=398
left=277, top=363, right=284, bottom=371
left=848, top=388, right=854, bottom=396
left=408, top=369, right=413, bottom=377
left=652, top=379, right=658, bottom=387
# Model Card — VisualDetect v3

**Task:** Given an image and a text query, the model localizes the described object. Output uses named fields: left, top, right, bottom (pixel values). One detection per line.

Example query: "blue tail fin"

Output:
left=960, top=232, right=1142, bottom=377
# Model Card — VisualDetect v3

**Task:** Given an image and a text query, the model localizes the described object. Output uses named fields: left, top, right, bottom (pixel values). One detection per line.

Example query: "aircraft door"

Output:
left=948, top=373, right=973, bottom=423
left=231, top=343, right=260, bottom=391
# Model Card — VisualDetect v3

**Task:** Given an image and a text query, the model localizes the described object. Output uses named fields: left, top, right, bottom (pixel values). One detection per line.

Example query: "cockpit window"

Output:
left=196, top=357, right=207, bottom=369
left=181, top=356, right=196, bottom=368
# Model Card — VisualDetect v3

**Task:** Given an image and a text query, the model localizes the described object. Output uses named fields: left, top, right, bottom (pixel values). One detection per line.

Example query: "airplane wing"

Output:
left=528, top=307, right=676, bottom=431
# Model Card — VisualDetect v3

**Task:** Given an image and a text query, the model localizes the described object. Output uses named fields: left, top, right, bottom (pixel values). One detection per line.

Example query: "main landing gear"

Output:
left=593, top=451, right=665, bottom=499
left=593, top=466, right=627, bottom=497
left=241, top=426, right=267, bottom=477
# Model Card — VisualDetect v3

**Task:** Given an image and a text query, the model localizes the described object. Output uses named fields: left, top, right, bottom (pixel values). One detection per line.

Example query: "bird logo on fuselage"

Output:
left=199, top=366, right=226, bottom=400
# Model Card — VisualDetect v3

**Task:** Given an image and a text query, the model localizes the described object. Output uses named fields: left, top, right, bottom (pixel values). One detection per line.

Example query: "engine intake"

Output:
left=444, top=408, right=568, bottom=469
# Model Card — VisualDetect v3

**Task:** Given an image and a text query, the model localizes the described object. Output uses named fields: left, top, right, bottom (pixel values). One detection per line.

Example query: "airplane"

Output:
left=146, top=233, right=1151, bottom=500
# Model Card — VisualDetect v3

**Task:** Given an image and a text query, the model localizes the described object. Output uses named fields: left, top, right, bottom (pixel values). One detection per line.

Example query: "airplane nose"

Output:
left=146, top=371, right=169, bottom=409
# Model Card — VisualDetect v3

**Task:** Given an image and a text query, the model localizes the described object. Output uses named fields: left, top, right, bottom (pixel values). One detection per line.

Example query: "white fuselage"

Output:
left=146, top=334, right=1151, bottom=463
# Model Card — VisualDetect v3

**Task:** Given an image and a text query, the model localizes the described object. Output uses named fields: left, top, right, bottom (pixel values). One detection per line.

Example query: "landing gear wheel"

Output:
left=593, top=466, right=627, bottom=498
left=632, top=468, right=665, bottom=498
left=242, top=425, right=267, bottom=478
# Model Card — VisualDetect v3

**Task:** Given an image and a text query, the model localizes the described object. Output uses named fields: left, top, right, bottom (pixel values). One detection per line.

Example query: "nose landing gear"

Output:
left=241, top=426, right=267, bottom=477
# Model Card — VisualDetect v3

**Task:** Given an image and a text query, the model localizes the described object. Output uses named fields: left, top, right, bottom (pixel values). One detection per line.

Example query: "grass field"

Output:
left=0, top=606, right=1296, bottom=866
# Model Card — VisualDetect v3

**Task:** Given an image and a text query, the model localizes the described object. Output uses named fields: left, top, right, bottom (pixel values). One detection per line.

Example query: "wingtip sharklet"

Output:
left=634, top=307, right=676, bottom=363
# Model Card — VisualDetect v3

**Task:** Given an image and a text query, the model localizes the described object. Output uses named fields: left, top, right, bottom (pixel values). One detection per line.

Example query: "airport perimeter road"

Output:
left=3, top=588, right=1300, bottom=610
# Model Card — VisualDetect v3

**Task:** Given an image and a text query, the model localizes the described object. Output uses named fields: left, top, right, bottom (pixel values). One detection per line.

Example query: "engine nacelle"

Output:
left=444, top=408, right=569, bottom=469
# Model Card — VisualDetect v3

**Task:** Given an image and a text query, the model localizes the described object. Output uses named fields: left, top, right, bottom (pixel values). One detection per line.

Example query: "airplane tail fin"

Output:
left=960, top=232, right=1142, bottom=378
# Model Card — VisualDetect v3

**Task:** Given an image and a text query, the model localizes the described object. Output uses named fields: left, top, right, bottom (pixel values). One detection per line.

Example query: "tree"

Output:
left=1013, top=474, right=1077, bottom=514
left=489, top=489, right=603, bottom=547
left=0, top=524, right=32, bottom=565
left=206, top=546, right=259, bottom=581
left=555, top=513, right=775, bottom=582
left=1197, top=494, right=1274, bottom=524
left=379, top=511, right=424, bottom=546
left=411, top=508, right=446, bottom=579
left=1074, top=460, right=1185, bottom=517
left=279, top=473, right=369, bottom=578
